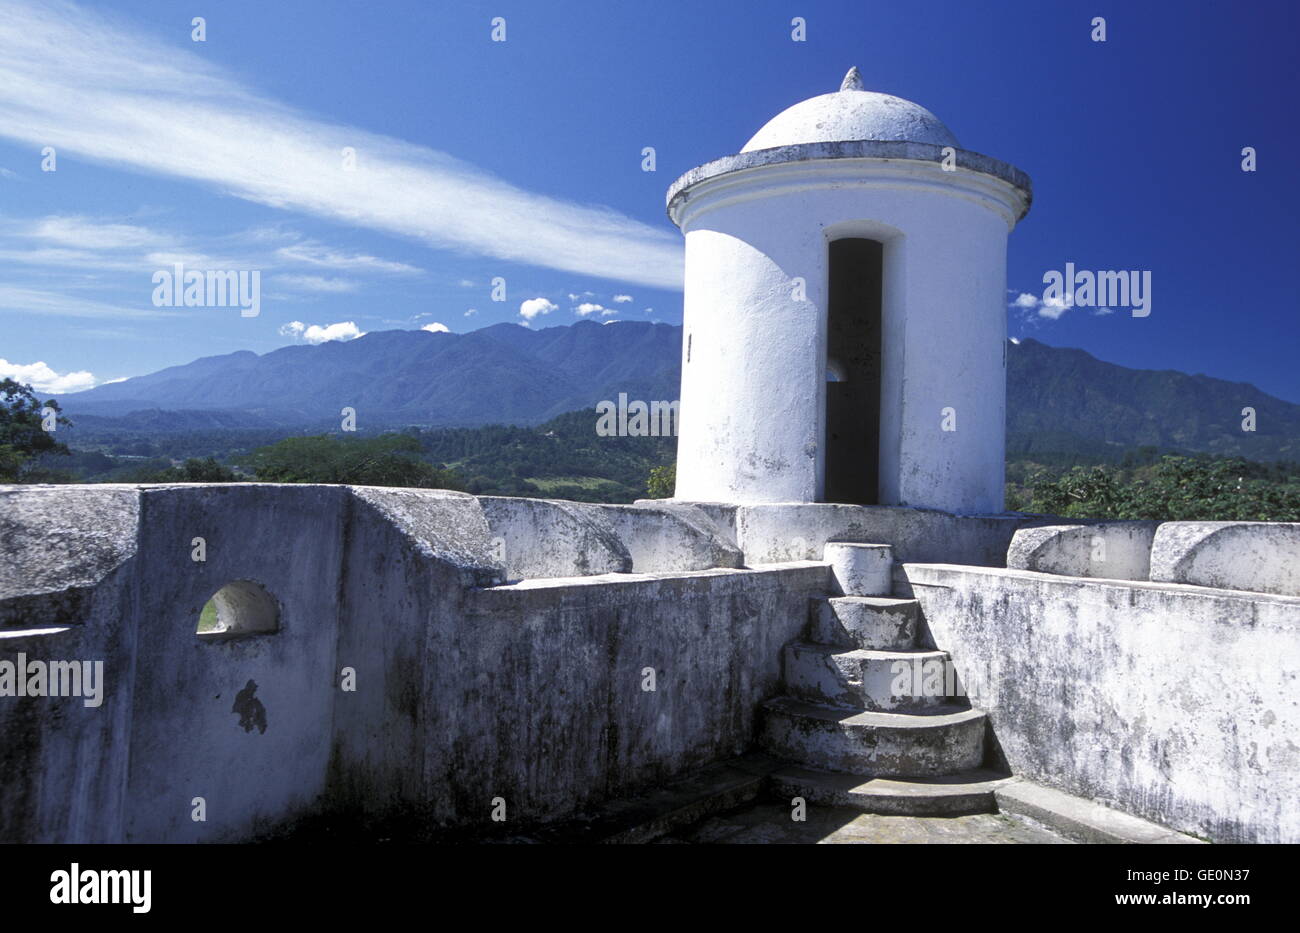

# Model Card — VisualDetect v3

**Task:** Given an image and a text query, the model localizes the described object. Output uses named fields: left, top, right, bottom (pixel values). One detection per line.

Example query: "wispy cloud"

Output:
left=274, top=274, right=358, bottom=293
left=274, top=241, right=421, bottom=275
left=0, top=215, right=418, bottom=315
left=0, top=0, right=683, bottom=289
left=30, top=215, right=171, bottom=251
left=0, top=284, right=167, bottom=319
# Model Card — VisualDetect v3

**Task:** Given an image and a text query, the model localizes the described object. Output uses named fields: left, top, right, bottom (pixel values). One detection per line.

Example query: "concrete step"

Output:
left=809, top=596, right=919, bottom=650
left=759, top=696, right=987, bottom=777
left=770, top=765, right=1015, bottom=816
left=783, top=643, right=954, bottom=711
left=824, top=542, right=893, bottom=596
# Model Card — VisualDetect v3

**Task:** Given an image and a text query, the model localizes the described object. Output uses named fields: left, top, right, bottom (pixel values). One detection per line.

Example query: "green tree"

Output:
left=646, top=462, right=676, bottom=499
left=0, top=379, right=71, bottom=482
left=133, top=457, right=239, bottom=483
left=241, top=433, right=464, bottom=489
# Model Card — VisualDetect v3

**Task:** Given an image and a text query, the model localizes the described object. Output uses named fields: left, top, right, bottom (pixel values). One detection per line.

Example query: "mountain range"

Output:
left=49, top=320, right=1300, bottom=462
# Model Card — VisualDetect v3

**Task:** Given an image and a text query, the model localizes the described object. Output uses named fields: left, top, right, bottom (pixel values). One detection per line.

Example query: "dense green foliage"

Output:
left=138, top=457, right=239, bottom=483
left=0, top=379, right=70, bottom=481
left=239, top=434, right=462, bottom=488
left=1007, top=455, right=1300, bottom=521
left=646, top=462, right=676, bottom=499
left=418, top=409, right=675, bottom=501
left=27, top=405, right=674, bottom=499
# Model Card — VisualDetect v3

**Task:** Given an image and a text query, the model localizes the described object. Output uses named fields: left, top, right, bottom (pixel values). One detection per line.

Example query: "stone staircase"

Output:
left=760, top=543, right=1013, bottom=815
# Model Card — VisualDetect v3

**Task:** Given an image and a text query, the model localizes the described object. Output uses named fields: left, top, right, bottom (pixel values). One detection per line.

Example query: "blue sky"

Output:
left=1, top=0, right=1297, bottom=401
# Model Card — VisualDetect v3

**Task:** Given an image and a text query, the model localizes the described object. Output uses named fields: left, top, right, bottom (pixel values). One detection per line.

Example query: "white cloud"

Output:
left=458, top=279, right=475, bottom=288
left=1009, top=290, right=1073, bottom=321
left=575, top=302, right=604, bottom=316
left=274, top=274, right=358, bottom=293
left=1038, top=296, right=1072, bottom=320
left=612, top=294, right=633, bottom=303
left=519, top=297, right=557, bottom=320
left=0, top=357, right=97, bottom=393
left=278, top=320, right=365, bottom=343
left=464, top=308, right=477, bottom=316
left=0, top=1, right=683, bottom=289
left=644, top=307, right=653, bottom=314
left=421, top=322, right=449, bottom=333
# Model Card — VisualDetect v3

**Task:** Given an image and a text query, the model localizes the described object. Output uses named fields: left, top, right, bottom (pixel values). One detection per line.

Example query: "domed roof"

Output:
left=741, top=67, right=959, bottom=152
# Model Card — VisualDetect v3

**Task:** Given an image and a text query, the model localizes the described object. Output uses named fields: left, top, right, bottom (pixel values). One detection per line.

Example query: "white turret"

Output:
left=667, top=69, right=1031, bottom=512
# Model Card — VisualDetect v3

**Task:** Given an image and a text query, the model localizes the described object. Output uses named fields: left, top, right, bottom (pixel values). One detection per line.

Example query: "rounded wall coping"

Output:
left=1149, top=521, right=1300, bottom=597
left=1007, top=521, right=1159, bottom=581
left=667, top=140, right=1032, bottom=227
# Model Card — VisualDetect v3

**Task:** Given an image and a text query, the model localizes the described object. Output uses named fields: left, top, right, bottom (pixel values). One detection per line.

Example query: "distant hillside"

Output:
left=53, top=320, right=682, bottom=427
left=1007, top=338, right=1300, bottom=462
left=51, top=323, right=1300, bottom=462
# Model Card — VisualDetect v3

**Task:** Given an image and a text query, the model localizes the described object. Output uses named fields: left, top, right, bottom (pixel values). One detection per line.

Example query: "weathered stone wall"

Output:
left=125, top=484, right=350, bottom=842
left=900, top=563, right=1300, bottom=843
left=0, top=483, right=823, bottom=842
left=479, top=497, right=742, bottom=581
left=440, top=562, right=825, bottom=823
left=0, top=485, right=141, bottom=844
left=5, top=484, right=1296, bottom=843
left=715, top=501, right=1040, bottom=567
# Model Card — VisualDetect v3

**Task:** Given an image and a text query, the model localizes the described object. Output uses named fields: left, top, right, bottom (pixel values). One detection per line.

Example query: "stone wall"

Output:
left=900, top=563, right=1300, bottom=843
left=713, top=501, right=1039, bottom=567
left=479, top=497, right=742, bottom=581
left=0, top=483, right=823, bottom=842
left=4, top=483, right=1296, bottom=844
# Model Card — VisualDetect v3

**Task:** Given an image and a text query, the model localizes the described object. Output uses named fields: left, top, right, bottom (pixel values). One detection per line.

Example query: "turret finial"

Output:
left=840, top=66, right=865, bottom=92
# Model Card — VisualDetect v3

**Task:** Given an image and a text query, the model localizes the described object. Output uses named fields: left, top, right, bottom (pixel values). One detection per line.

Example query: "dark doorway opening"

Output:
left=824, top=238, right=882, bottom=505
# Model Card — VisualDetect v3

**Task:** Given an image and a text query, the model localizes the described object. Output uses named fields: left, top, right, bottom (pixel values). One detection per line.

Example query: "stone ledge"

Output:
left=995, top=780, right=1205, bottom=845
